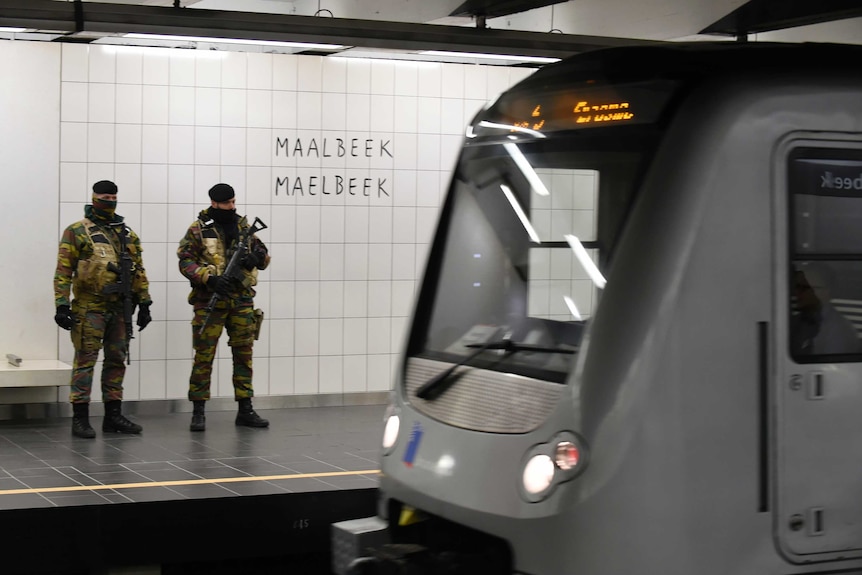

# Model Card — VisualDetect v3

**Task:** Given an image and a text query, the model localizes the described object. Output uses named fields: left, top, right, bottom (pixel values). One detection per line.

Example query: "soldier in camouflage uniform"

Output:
left=54, top=180, right=151, bottom=438
left=177, top=183, right=270, bottom=431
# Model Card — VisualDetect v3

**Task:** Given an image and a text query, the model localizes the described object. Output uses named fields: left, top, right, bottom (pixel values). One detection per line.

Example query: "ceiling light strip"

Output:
left=420, top=50, right=560, bottom=63
left=501, top=184, right=541, bottom=244
left=565, top=234, right=606, bottom=289
left=124, top=33, right=344, bottom=50
left=503, top=142, right=551, bottom=195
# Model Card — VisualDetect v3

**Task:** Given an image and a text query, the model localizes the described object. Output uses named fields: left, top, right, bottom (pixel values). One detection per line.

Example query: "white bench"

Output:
left=0, top=360, right=72, bottom=387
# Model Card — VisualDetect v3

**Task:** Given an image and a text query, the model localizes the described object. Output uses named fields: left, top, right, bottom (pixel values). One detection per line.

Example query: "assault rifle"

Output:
left=103, top=223, right=135, bottom=365
left=198, top=216, right=268, bottom=335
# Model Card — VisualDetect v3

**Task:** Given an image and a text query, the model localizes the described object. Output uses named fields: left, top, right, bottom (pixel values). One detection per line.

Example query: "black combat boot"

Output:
left=102, top=400, right=143, bottom=434
left=71, top=403, right=96, bottom=439
left=235, top=397, right=269, bottom=428
left=190, top=400, right=206, bottom=432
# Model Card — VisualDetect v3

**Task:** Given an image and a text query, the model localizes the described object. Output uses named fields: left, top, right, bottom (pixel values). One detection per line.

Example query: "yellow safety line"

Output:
left=0, top=468, right=381, bottom=496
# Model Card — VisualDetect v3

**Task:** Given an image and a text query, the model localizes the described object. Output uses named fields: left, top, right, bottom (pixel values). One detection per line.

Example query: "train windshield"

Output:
left=412, top=123, right=663, bottom=383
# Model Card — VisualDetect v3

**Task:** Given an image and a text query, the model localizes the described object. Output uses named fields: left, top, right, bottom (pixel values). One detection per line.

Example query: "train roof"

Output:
left=520, top=41, right=862, bottom=88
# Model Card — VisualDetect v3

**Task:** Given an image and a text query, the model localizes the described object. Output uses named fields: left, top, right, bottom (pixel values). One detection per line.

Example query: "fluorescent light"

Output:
left=501, top=184, right=541, bottom=243
left=0, top=27, right=27, bottom=33
left=99, top=44, right=227, bottom=59
left=503, top=142, right=550, bottom=196
left=565, top=234, right=606, bottom=289
left=329, top=55, right=437, bottom=68
left=478, top=121, right=545, bottom=139
left=420, top=50, right=559, bottom=64
left=124, top=33, right=344, bottom=50
left=469, top=119, right=546, bottom=139
left=563, top=296, right=582, bottom=320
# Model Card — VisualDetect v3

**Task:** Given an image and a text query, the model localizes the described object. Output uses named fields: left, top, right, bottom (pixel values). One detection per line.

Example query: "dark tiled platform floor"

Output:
left=0, top=405, right=383, bottom=508
left=0, top=406, right=384, bottom=575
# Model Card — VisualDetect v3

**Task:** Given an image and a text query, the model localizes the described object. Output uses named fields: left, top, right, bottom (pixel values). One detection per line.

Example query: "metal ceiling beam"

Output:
left=701, top=0, right=862, bottom=35
left=0, top=0, right=659, bottom=58
left=0, top=0, right=77, bottom=33
left=450, top=0, right=570, bottom=19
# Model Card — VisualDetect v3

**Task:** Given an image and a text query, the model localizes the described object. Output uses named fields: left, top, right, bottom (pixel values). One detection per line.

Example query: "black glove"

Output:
left=207, top=275, right=232, bottom=297
left=137, top=303, right=152, bottom=331
left=54, top=305, right=75, bottom=331
left=241, top=246, right=267, bottom=271
left=240, top=251, right=256, bottom=271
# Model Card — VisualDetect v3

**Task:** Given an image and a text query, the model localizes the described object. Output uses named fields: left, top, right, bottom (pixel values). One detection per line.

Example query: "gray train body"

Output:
left=334, top=42, right=862, bottom=575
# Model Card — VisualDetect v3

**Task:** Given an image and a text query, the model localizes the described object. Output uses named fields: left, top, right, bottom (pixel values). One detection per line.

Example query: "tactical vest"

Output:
left=72, top=218, right=125, bottom=301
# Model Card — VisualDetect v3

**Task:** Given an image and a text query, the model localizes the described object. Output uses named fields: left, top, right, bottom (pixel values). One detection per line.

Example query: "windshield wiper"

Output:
left=468, top=340, right=576, bottom=355
left=415, top=338, right=575, bottom=401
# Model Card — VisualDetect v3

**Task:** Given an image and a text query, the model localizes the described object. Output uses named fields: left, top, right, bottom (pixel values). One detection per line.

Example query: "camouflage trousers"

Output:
left=189, top=297, right=256, bottom=401
left=69, top=302, right=127, bottom=404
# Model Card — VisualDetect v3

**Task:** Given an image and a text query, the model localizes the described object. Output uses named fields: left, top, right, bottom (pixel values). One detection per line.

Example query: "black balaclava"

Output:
left=207, top=183, right=238, bottom=244
left=91, top=180, right=118, bottom=221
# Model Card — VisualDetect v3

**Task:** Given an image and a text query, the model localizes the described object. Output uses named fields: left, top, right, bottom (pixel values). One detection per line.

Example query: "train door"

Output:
left=776, top=138, right=862, bottom=563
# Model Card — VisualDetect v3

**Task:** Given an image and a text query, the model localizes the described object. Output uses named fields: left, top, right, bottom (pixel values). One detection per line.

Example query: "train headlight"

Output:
left=382, top=405, right=400, bottom=453
left=522, top=454, right=555, bottom=495
left=520, top=432, right=589, bottom=502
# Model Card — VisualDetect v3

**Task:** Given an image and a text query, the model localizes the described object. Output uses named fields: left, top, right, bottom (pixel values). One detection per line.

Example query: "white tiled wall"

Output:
left=0, top=41, right=60, bottom=367
left=53, top=43, right=535, bottom=401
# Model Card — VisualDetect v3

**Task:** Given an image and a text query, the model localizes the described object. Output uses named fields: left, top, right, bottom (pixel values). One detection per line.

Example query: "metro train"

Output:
left=333, top=41, right=862, bottom=575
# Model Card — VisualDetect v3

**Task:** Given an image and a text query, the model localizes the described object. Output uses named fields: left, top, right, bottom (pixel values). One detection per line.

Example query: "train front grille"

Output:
left=403, top=357, right=563, bottom=433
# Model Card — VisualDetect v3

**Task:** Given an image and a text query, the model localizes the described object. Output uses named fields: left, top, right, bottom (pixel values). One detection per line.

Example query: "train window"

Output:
left=527, top=168, right=599, bottom=321
left=789, top=148, right=862, bottom=361
left=413, top=126, right=659, bottom=382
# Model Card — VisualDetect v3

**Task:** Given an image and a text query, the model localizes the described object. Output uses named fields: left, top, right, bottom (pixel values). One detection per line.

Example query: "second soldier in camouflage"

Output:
left=177, top=183, right=270, bottom=431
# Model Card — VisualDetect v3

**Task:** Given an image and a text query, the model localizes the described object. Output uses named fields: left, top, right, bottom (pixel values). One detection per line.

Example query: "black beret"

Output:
left=208, top=183, right=235, bottom=202
left=92, top=180, right=118, bottom=195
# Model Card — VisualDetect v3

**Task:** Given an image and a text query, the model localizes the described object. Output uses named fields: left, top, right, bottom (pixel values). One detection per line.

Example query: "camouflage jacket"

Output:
left=177, top=210, right=270, bottom=304
left=54, top=205, right=151, bottom=309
